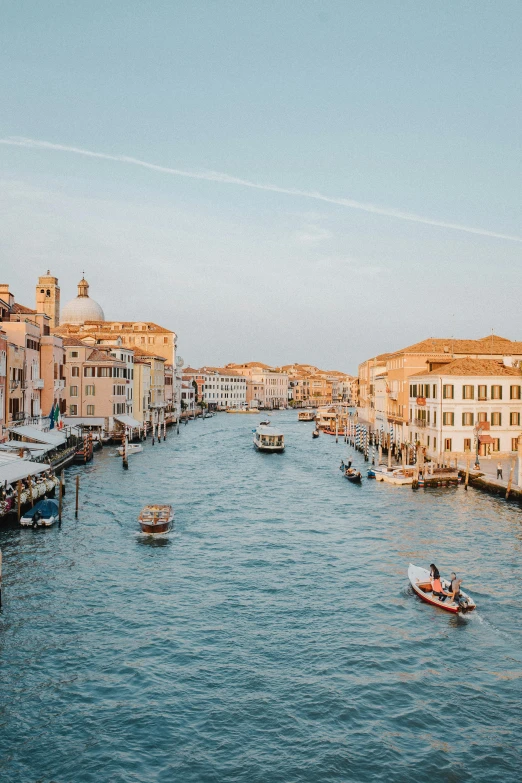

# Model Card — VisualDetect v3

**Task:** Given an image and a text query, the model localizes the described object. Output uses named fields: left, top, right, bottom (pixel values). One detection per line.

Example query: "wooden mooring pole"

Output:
left=506, top=458, right=515, bottom=500
left=75, top=475, right=80, bottom=518
left=122, top=428, right=128, bottom=470
left=465, top=458, right=470, bottom=491
left=58, top=476, right=63, bottom=524
left=17, top=480, right=22, bottom=522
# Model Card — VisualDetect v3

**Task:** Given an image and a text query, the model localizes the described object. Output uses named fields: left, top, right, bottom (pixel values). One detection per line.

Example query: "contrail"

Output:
left=1, top=135, right=520, bottom=243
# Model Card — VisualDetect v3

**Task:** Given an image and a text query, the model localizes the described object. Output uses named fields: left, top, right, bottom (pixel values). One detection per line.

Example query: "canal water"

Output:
left=1, top=411, right=521, bottom=782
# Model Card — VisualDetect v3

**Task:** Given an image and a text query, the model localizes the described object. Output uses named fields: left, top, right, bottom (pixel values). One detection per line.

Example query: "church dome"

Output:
left=61, top=277, right=105, bottom=324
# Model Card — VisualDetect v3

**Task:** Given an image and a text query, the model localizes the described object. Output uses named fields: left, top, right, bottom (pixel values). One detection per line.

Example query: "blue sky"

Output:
left=1, top=1, right=521, bottom=371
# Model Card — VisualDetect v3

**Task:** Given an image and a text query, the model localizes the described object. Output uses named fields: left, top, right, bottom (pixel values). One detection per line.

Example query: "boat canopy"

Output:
left=0, top=454, right=48, bottom=485
left=7, top=425, right=66, bottom=447
left=22, top=498, right=59, bottom=518
left=256, top=426, right=284, bottom=437
left=114, top=414, right=142, bottom=429
left=0, top=441, right=54, bottom=457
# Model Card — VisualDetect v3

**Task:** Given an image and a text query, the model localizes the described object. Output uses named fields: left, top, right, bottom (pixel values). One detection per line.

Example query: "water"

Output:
left=1, top=411, right=521, bottom=782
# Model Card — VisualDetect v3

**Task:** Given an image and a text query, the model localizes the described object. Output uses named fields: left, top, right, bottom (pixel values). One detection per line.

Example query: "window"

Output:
left=433, top=410, right=437, bottom=425
left=87, top=405, right=95, bottom=415
left=462, top=412, right=474, bottom=426
left=85, top=385, right=95, bottom=396
left=491, top=385, right=502, bottom=400
left=462, top=385, right=474, bottom=400
left=443, top=385, right=454, bottom=399
left=432, top=384, right=437, bottom=399
left=442, top=412, right=454, bottom=426
left=97, top=367, right=112, bottom=377
left=512, top=438, right=519, bottom=451
left=478, top=385, right=487, bottom=400
left=510, top=385, right=521, bottom=400
left=444, top=438, right=452, bottom=452
left=510, top=412, right=520, bottom=426
left=478, top=412, right=488, bottom=422
left=433, top=437, right=437, bottom=451
left=84, top=367, right=95, bottom=377
left=71, top=366, right=79, bottom=377
left=491, top=412, right=502, bottom=426
left=70, top=351, right=79, bottom=358
left=492, top=438, right=500, bottom=452
left=70, top=385, right=78, bottom=397
left=464, top=438, right=472, bottom=452
left=69, top=404, right=78, bottom=415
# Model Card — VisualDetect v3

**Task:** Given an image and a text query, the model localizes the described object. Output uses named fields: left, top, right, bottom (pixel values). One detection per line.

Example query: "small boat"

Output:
left=253, top=425, right=285, bottom=453
left=345, top=468, right=362, bottom=484
left=408, top=564, right=476, bottom=614
left=367, top=468, right=376, bottom=479
left=373, top=466, right=415, bottom=485
left=259, top=419, right=271, bottom=426
left=117, top=442, right=144, bottom=456
left=312, top=429, right=320, bottom=438
left=20, top=498, right=60, bottom=528
left=138, top=504, right=173, bottom=534
left=298, top=410, right=316, bottom=421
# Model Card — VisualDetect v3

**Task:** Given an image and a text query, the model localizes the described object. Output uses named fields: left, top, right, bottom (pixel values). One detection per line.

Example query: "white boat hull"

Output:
left=408, top=564, right=475, bottom=613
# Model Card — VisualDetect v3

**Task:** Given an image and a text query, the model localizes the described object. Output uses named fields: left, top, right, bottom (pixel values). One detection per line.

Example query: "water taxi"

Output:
left=373, top=466, right=415, bottom=485
left=298, top=409, right=316, bottom=421
left=138, top=504, right=173, bottom=534
left=408, top=564, right=476, bottom=614
left=118, top=441, right=143, bottom=456
left=253, top=425, right=285, bottom=453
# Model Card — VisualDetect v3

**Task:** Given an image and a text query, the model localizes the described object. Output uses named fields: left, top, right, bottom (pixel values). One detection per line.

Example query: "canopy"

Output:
left=0, top=441, right=53, bottom=457
left=114, top=414, right=142, bottom=429
left=8, top=425, right=66, bottom=447
left=479, top=434, right=495, bottom=444
left=257, top=426, right=284, bottom=436
left=0, top=454, right=47, bottom=486
left=22, top=498, right=59, bottom=519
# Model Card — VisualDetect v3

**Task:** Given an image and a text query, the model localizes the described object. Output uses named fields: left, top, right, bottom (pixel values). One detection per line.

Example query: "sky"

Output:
left=1, top=1, right=521, bottom=373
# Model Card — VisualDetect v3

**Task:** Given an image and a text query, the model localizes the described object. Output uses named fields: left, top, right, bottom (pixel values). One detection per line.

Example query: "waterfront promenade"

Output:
left=0, top=411, right=521, bottom=782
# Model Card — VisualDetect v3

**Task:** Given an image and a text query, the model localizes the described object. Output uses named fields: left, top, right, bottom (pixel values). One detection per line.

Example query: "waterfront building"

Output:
left=0, top=328, right=6, bottom=439
left=181, top=381, right=195, bottom=412
left=357, top=354, right=391, bottom=425
left=183, top=368, right=248, bottom=410
left=62, top=337, right=129, bottom=428
left=133, top=347, right=166, bottom=428
left=226, top=363, right=288, bottom=409
left=408, top=357, right=522, bottom=458
left=40, top=332, right=66, bottom=419
left=164, top=364, right=175, bottom=423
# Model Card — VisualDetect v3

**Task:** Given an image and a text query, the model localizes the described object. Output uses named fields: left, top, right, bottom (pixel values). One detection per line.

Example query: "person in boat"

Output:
left=447, top=572, right=464, bottom=605
left=430, top=565, right=450, bottom=600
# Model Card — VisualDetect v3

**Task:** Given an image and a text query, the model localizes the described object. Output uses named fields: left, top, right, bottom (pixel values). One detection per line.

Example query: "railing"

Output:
left=33, top=378, right=44, bottom=389
left=388, top=391, right=398, bottom=400
left=414, top=418, right=428, bottom=428
left=9, top=380, right=19, bottom=391
left=54, top=379, right=65, bottom=390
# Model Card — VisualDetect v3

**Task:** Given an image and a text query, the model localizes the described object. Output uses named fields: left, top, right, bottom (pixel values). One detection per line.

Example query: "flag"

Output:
left=57, top=409, right=64, bottom=430
left=49, top=403, right=55, bottom=429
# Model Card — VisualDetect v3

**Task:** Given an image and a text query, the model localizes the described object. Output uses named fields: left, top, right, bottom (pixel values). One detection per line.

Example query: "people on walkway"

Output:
left=497, top=462, right=503, bottom=479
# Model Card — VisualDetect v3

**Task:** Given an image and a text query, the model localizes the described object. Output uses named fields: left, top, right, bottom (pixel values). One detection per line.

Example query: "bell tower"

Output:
left=36, top=271, right=60, bottom=327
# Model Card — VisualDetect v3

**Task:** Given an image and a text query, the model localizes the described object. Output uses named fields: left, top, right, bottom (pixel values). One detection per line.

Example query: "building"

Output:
left=183, top=368, right=247, bottom=410
left=36, top=272, right=61, bottom=328
left=408, top=357, right=522, bottom=458
left=0, top=328, right=6, bottom=439
left=225, top=363, right=288, bottom=409
left=133, top=347, right=166, bottom=428
left=55, top=276, right=180, bottom=417
left=62, top=338, right=129, bottom=429
left=280, top=363, right=354, bottom=408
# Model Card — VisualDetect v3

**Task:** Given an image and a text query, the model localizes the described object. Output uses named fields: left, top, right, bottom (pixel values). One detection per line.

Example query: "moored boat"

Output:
left=138, top=504, right=173, bottom=534
left=253, top=425, right=285, bottom=453
left=345, top=468, right=362, bottom=484
left=20, top=498, right=60, bottom=528
left=117, top=442, right=143, bottom=456
left=298, top=410, right=316, bottom=421
left=408, top=564, right=476, bottom=614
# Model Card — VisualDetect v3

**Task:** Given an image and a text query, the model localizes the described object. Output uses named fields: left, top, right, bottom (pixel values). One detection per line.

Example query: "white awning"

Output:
left=0, top=454, right=48, bottom=485
left=0, top=441, right=54, bottom=457
left=63, top=417, right=105, bottom=426
left=8, top=425, right=66, bottom=446
left=114, top=414, right=142, bottom=429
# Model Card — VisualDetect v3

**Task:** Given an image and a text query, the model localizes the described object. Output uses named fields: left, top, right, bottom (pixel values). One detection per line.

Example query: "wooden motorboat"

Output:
left=345, top=468, right=362, bottom=484
left=118, top=442, right=143, bottom=456
left=253, top=425, right=285, bottom=453
left=408, top=564, right=476, bottom=614
left=312, top=429, right=320, bottom=438
left=138, top=504, right=173, bottom=534
left=298, top=410, right=316, bottom=421
left=20, top=498, right=59, bottom=528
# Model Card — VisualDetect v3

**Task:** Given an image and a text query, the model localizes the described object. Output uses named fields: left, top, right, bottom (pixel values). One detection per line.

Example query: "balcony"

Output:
left=9, top=380, right=19, bottom=391
left=388, top=391, right=398, bottom=400
left=54, top=379, right=65, bottom=390
left=33, top=378, right=44, bottom=389
left=414, top=418, right=428, bottom=429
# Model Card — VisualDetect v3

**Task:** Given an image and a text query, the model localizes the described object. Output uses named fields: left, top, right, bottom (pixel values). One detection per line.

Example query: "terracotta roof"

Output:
left=226, top=361, right=273, bottom=369
left=389, top=335, right=522, bottom=356
left=411, top=357, right=522, bottom=377
left=85, top=348, right=125, bottom=363
left=12, top=303, right=36, bottom=314
left=54, top=321, right=174, bottom=336
left=132, top=346, right=166, bottom=361
left=62, top=336, right=89, bottom=347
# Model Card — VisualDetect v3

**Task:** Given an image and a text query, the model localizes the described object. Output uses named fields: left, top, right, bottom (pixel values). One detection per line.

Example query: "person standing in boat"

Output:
left=447, top=572, right=463, bottom=605
left=430, top=565, right=448, bottom=600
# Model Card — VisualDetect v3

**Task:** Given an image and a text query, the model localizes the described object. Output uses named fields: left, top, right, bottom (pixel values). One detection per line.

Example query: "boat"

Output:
left=373, top=466, right=415, bottom=485
left=367, top=468, right=376, bottom=478
left=312, top=429, right=320, bottom=438
left=259, top=419, right=271, bottom=426
left=408, top=564, right=476, bottom=614
left=20, top=498, right=60, bottom=528
left=253, top=425, right=285, bottom=453
left=345, top=468, right=362, bottom=484
left=117, top=442, right=144, bottom=456
left=138, top=504, right=173, bottom=534
left=226, top=408, right=258, bottom=414
left=298, top=410, right=316, bottom=421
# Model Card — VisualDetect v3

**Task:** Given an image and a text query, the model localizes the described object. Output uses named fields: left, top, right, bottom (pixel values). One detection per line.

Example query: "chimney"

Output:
left=503, top=356, right=513, bottom=367
left=0, top=284, right=15, bottom=308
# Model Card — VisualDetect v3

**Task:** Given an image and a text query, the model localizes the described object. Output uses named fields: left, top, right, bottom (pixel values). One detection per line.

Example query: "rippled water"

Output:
left=1, top=411, right=521, bottom=782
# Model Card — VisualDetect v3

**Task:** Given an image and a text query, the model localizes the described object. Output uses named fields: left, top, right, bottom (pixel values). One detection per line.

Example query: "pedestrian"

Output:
left=497, top=461, right=503, bottom=480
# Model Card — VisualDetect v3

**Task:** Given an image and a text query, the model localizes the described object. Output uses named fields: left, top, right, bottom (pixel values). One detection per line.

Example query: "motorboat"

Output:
left=117, top=442, right=143, bottom=456
left=345, top=468, right=362, bottom=484
left=312, top=429, right=320, bottom=438
left=408, top=564, right=476, bottom=614
left=253, top=425, right=285, bottom=453
left=20, top=498, right=60, bottom=528
left=373, top=466, right=416, bottom=485
left=367, top=468, right=376, bottom=479
left=259, top=419, right=271, bottom=426
left=298, top=410, right=316, bottom=421
left=138, top=504, right=173, bottom=534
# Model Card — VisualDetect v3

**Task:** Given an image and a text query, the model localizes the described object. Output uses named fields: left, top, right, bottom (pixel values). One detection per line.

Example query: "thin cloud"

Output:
left=1, top=135, right=521, bottom=243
